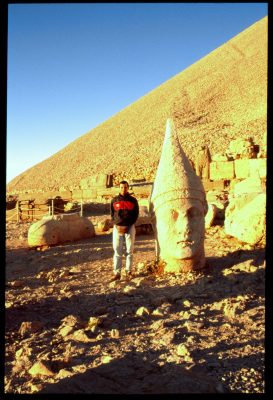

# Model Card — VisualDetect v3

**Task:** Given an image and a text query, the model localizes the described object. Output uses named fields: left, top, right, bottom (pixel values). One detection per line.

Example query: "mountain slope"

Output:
left=7, top=16, right=267, bottom=193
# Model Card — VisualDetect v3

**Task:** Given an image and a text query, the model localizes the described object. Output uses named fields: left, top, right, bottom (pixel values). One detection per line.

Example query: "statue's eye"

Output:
left=171, top=210, right=179, bottom=220
left=188, top=207, right=201, bottom=218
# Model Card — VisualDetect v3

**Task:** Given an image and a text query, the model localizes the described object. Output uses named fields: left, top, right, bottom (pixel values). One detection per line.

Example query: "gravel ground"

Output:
left=5, top=219, right=265, bottom=394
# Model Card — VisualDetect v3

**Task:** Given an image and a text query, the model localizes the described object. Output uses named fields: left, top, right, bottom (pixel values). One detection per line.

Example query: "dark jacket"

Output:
left=110, top=193, right=139, bottom=227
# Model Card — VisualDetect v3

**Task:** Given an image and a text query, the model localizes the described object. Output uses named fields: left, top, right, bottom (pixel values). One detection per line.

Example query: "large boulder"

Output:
left=28, top=214, right=96, bottom=247
left=224, top=192, right=266, bottom=245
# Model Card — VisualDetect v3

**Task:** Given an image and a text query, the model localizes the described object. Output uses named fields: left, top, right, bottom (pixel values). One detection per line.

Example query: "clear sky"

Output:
left=6, top=2, right=268, bottom=183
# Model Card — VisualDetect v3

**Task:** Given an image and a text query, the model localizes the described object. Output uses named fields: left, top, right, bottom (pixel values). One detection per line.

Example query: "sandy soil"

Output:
left=5, top=218, right=265, bottom=394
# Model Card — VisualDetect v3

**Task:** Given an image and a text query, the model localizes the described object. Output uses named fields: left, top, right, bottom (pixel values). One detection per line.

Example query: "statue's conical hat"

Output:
left=150, top=118, right=207, bottom=212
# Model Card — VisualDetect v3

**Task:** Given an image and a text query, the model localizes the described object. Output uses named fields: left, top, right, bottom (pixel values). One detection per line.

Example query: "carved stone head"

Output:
left=150, top=118, right=208, bottom=272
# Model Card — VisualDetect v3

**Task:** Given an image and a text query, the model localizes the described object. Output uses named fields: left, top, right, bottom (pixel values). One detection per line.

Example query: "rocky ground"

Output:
left=5, top=216, right=265, bottom=394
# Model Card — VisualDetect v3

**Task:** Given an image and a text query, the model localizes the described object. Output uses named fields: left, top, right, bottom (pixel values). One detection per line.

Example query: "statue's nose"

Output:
left=177, top=214, right=191, bottom=237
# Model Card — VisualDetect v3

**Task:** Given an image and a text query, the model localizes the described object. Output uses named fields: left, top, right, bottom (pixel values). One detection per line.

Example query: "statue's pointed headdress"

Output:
left=150, top=118, right=207, bottom=212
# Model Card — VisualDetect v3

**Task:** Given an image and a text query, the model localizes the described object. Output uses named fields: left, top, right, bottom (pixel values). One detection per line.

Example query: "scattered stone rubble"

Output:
left=5, top=219, right=265, bottom=394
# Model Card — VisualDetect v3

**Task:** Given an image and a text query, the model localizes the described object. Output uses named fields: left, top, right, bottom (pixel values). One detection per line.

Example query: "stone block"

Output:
left=202, top=180, right=226, bottom=191
left=249, top=158, right=267, bottom=178
left=82, top=189, right=98, bottom=200
left=234, top=159, right=250, bottom=179
left=229, top=179, right=243, bottom=191
left=210, top=161, right=235, bottom=181
left=72, top=189, right=83, bottom=200
left=232, top=177, right=263, bottom=197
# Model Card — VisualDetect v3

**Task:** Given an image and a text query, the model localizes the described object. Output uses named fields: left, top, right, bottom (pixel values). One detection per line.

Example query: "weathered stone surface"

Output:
left=71, top=189, right=83, bottom=200
left=28, top=214, right=96, bottom=247
left=209, top=161, right=235, bottom=181
left=232, top=177, right=263, bottom=197
left=248, top=158, right=266, bottom=179
left=224, top=193, right=266, bottom=245
left=234, top=159, right=251, bottom=179
left=82, top=189, right=98, bottom=200
left=234, top=158, right=267, bottom=179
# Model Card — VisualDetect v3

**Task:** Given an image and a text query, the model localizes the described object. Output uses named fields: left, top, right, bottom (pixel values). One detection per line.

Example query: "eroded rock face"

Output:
left=224, top=193, right=266, bottom=245
left=28, top=214, right=96, bottom=247
left=150, top=118, right=207, bottom=273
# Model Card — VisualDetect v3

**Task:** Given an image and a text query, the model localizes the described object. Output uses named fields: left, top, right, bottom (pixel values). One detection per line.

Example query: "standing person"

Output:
left=110, top=180, right=139, bottom=282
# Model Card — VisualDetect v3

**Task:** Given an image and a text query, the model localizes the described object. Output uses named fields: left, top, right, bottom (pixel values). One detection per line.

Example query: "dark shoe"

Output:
left=125, top=271, right=133, bottom=281
left=109, top=273, right=121, bottom=283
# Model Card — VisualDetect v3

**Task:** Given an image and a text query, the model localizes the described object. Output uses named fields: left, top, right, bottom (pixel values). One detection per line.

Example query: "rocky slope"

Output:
left=7, top=17, right=267, bottom=193
left=5, top=219, right=265, bottom=394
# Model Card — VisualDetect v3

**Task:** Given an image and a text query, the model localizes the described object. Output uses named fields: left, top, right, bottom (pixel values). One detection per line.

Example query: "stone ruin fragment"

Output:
left=150, top=118, right=208, bottom=273
left=224, top=177, right=266, bottom=245
left=226, top=137, right=258, bottom=160
left=28, top=213, right=96, bottom=247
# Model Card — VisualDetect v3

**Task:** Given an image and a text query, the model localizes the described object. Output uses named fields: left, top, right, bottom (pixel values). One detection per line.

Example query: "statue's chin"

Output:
left=172, top=246, right=197, bottom=260
left=161, top=238, right=203, bottom=260
left=161, top=244, right=206, bottom=273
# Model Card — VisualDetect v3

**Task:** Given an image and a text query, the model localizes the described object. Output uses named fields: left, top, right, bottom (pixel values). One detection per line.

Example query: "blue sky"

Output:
left=6, top=3, right=268, bottom=183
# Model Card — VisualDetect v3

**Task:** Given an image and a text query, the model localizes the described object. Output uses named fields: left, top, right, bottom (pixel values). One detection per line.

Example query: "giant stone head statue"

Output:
left=150, top=118, right=208, bottom=272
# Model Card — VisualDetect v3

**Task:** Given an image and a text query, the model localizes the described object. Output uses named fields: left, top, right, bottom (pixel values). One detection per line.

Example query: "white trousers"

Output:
left=112, top=224, right=136, bottom=274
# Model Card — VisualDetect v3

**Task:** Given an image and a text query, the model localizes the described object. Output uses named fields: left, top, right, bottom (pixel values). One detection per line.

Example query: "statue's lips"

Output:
left=177, top=238, right=202, bottom=248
